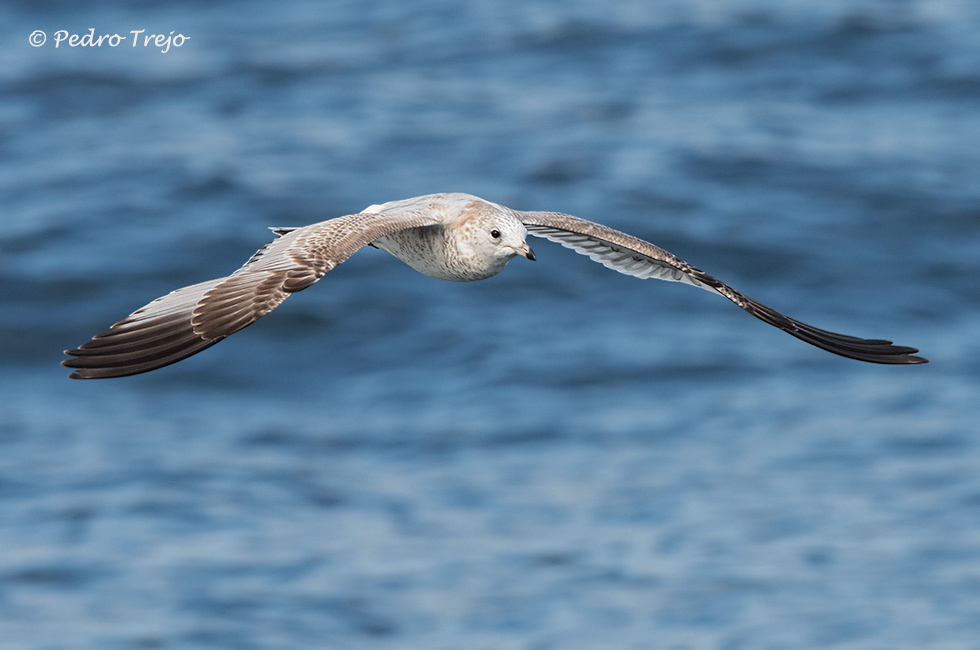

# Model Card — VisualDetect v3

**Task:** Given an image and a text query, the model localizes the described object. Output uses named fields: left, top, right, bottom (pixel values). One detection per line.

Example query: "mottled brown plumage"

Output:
left=63, top=193, right=926, bottom=379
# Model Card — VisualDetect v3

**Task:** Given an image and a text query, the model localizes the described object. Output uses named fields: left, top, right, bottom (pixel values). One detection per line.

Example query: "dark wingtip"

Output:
left=795, top=336, right=928, bottom=366
left=63, top=350, right=104, bottom=379
left=863, top=342, right=928, bottom=365
left=62, top=327, right=224, bottom=379
left=899, top=351, right=929, bottom=364
left=733, top=294, right=929, bottom=365
left=62, top=353, right=99, bottom=379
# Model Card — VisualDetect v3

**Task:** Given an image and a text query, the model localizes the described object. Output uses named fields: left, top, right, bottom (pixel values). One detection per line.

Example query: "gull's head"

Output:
left=472, top=210, right=536, bottom=268
left=435, top=194, right=537, bottom=281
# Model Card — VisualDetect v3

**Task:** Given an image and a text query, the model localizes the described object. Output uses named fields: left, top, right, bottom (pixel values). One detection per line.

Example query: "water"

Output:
left=2, top=1, right=980, bottom=648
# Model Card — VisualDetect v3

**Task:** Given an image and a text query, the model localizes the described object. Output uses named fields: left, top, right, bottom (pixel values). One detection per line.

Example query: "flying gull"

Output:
left=63, top=192, right=927, bottom=378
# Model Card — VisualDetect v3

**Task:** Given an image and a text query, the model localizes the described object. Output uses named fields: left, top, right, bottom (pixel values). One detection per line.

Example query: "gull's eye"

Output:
left=490, top=229, right=501, bottom=239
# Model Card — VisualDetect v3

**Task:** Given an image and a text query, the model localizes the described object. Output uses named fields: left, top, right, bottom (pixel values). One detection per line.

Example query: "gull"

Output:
left=63, top=192, right=927, bottom=378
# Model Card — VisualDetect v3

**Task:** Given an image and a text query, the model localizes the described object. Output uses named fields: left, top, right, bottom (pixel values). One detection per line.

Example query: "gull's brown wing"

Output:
left=63, top=210, right=440, bottom=379
left=518, top=210, right=927, bottom=365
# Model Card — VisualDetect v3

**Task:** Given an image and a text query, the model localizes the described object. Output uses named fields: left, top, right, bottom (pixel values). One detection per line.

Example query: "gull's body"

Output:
left=63, top=193, right=926, bottom=379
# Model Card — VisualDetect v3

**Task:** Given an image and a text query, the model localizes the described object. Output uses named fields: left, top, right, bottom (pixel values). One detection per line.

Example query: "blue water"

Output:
left=2, top=1, right=980, bottom=648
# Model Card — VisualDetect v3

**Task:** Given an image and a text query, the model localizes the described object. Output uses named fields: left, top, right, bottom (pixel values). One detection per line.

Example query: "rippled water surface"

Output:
left=2, top=1, right=980, bottom=648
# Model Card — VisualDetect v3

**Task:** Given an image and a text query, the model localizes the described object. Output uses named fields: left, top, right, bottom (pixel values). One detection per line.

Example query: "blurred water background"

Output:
left=2, top=1, right=980, bottom=648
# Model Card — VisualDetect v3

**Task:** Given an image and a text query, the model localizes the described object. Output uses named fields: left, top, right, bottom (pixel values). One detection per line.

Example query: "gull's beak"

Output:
left=517, top=242, right=536, bottom=261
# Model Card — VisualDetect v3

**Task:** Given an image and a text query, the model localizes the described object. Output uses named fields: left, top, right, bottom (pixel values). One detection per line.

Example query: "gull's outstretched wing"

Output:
left=518, top=210, right=927, bottom=365
left=63, top=210, right=440, bottom=379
